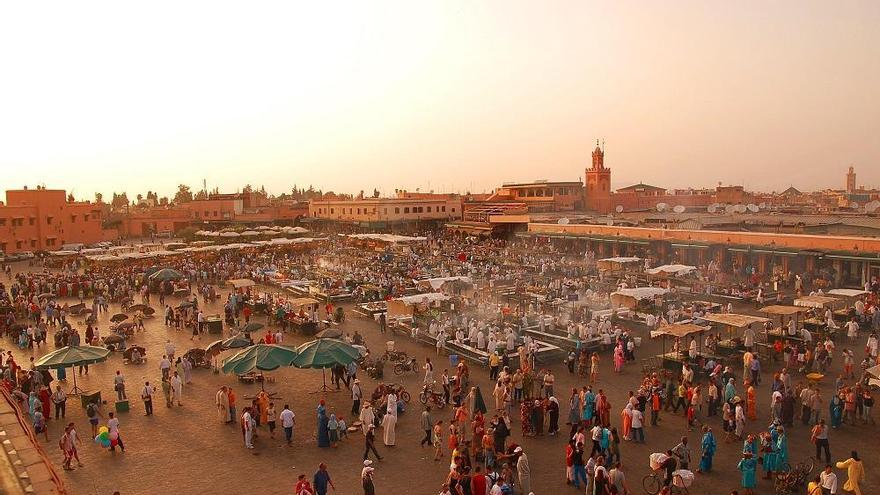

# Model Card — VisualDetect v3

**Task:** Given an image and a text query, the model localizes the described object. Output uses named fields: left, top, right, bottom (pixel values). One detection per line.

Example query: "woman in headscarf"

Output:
left=745, top=380, right=757, bottom=420
left=216, top=386, right=231, bottom=423
left=582, top=387, right=595, bottom=425
left=737, top=452, right=757, bottom=495
left=568, top=389, right=581, bottom=438
left=830, top=391, right=844, bottom=428
left=774, top=426, right=789, bottom=473
left=835, top=451, right=864, bottom=495
left=621, top=402, right=633, bottom=441
left=547, top=396, right=560, bottom=435
left=317, top=401, right=330, bottom=447
left=698, top=425, right=716, bottom=473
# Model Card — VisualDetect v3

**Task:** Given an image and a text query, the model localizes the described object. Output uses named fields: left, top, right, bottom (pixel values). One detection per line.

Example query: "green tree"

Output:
left=173, top=184, right=193, bottom=204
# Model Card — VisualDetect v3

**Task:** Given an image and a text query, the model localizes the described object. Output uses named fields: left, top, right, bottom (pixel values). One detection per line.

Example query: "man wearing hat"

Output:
left=351, top=378, right=362, bottom=416
left=514, top=446, right=531, bottom=494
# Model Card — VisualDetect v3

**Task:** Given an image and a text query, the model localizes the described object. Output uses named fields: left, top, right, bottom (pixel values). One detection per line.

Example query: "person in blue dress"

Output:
left=56, top=366, right=66, bottom=382
left=316, top=400, right=330, bottom=447
left=762, top=429, right=778, bottom=479
left=774, top=426, right=789, bottom=473
left=830, top=392, right=844, bottom=428
left=582, top=387, right=595, bottom=424
left=737, top=452, right=757, bottom=495
left=698, top=425, right=716, bottom=472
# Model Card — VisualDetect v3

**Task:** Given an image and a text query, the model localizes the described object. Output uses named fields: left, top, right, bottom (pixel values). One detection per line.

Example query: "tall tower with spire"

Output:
left=846, top=166, right=856, bottom=193
left=584, top=139, right=612, bottom=213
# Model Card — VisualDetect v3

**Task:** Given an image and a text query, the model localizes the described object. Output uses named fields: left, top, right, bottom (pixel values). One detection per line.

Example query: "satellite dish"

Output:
left=615, top=205, right=624, bottom=213
left=707, top=204, right=717, bottom=214
left=673, top=205, right=686, bottom=214
left=850, top=201, right=860, bottom=210
left=866, top=201, right=880, bottom=213
left=557, top=217, right=570, bottom=225
left=747, top=204, right=759, bottom=213
left=656, top=203, right=668, bottom=212
left=606, top=218, right=614, bottom=226
left=724, top=204, right=735, bottom=214
left=758, top=202, right=767, bottom=209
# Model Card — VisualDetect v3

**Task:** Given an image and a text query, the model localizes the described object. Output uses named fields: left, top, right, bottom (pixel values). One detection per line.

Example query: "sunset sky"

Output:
left=1, top=1, right=878, bottom=200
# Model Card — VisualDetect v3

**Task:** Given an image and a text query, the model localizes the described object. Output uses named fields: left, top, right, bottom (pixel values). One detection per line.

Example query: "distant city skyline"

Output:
left=1, top=1, right=878, bottom=200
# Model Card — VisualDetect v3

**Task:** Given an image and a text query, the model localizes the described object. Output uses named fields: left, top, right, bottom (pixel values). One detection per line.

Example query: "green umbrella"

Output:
left=221, top=344, right=298, bottom=389
left=291, top=338, right=361, bottom=369
left=222, top=333, right=254, bottom=349
left=291, top=338, right=361, bottom=393
left=240, top=322, right=264, bottom=334
left=149, top=268, right=184, bottom=282
left=34, top=345, right=111, bottom=395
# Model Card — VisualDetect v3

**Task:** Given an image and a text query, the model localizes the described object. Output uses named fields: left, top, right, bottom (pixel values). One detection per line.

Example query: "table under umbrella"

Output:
left=34, top=345, right=111, bottom=395
left=291, top=338, right=361, bottom=393
left=221, top=344, right=299, bottom=391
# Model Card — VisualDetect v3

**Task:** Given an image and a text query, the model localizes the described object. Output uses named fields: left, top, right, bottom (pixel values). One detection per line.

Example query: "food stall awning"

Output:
left=866, top=364, right=880, bottom=379
left=827, top=288, right=869, bottom=298
left=760, top=305, right=808, bottom=316
left=793, top=295, right=840, bottom=309
left=393, top=293, right=450, bottom=305
left=288, top=297, right=320, bottom=307
left=611, top=287, right=669, bottom=300
left=227, top=279, right=256, bottom=289
left=700, top=313, right=769, bottom=327
left=650, top=323, right=709, bottom=339
left=418, top=276, right=472, bottom=290
left=645, top=264, right=697, bottom=276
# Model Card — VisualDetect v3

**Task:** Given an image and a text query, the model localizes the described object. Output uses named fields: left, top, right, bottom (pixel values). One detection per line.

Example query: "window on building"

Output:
left=84, top=214, right=90, bottom=221
left=442, top=206, right=446, bottom=212
left=46, top=216, right=53, bottom=225
left=46, top=239, right=55, bottom=246
left=30, top=240, right=36, bottom=248
left=16, top=241, right=23, bottom=249
left=70, top=215, right=77, bottom=223
left=452, top=208, right=456, bottom=212
left=213, top=211, right=218, bottom=217
left=427, top=206, right=432, bottom=212
left=330, top=208, right=334, bottom=214
left=357, top=208, right=361, bottom=215
left=29, top=217, right=35, bottom=226
left=383, top=208, right=387, bottom=214
left=404, top=207, right=410, bottom=214
left=395, top=207, right=400, bottom=214
left=0, top=218, right=5, bottom=226
left=372, top=207, right=376, bottom=214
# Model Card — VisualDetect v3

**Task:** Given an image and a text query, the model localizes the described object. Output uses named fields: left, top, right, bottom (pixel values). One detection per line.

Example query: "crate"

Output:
left=80, top=390, right=102, bottom=408
left=115, top=400, right=130, bottom=413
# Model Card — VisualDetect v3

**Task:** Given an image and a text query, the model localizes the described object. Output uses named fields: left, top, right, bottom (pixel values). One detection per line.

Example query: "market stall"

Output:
left=610, top=287, right=669, bottom=310
left=650, top=322, right=712, bottom=372
left=700, top=313, right=769, bottom=356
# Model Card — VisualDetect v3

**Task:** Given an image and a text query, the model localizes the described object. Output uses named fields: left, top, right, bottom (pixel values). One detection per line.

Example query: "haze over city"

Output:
left=2, top=1, right=878, bottom=198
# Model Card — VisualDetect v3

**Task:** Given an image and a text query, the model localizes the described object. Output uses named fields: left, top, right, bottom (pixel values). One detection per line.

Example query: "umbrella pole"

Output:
left=70, top=368, right=85, bottom=396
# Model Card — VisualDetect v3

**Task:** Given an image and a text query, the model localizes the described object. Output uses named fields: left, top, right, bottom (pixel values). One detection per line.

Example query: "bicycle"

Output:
left=642, top=472, right=689, bottom=495
left=393, top=357, right=419, bottom=376
left=774, top=458, right=815, bottom=495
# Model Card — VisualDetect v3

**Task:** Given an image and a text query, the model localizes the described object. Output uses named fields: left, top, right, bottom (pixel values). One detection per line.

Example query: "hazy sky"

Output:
left=1, top=1, right=878, bottom=200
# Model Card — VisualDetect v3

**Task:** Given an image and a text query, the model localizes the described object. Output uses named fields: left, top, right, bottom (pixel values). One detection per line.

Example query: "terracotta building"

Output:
left=308, top=193, right=462, bottom=226
left=584, top=142, right=612, bottom=213
left=0, top=187, right=112, bottom=254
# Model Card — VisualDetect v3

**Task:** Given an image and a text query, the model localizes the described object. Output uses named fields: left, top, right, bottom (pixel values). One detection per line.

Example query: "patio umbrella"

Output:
left=34, top=345, right=111, bottom=395
left=222, top=333, right=254, bottom=349
left=291, top=338, right=361, bottom=393
left=177, top=301, right=195, bottom=309
left=141, top=307, right=156, bottom=316
left=38, top=293, right=55, bottom=300
left=240, top=322, right=264, bottom=334
left=149, top=268, right=184, bottom=282
left=315, top=328, right=343, bottom=339
left=110, top=313, right=128, bottom=323
left=221, top=344, right=299, bottom=390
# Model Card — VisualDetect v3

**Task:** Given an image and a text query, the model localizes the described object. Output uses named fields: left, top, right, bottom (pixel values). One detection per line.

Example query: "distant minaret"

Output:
left=846, top=166, right=856, bottom=193
left=584, top=139, right=612, bottom=213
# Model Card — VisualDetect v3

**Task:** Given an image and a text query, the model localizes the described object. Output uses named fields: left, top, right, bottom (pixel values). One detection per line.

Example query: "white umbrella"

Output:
left=220, top=231, right=240, bottom=238
left=240, top=230, right=260, bottom=236
left=262, top=230, right=280, bottom=236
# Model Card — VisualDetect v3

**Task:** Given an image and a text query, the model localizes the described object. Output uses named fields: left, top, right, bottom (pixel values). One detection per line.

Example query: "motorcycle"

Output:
left=393, top=357, right=419, bottom=376
left=419, top=384, right=446, bottom=409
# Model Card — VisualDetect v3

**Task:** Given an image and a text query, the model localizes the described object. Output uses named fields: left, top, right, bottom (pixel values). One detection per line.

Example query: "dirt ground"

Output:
left=4, top=267, right=876, bottom=495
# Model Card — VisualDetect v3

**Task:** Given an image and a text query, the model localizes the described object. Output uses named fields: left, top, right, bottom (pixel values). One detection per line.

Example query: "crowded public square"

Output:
left=1, top=232, right=877, bottom=494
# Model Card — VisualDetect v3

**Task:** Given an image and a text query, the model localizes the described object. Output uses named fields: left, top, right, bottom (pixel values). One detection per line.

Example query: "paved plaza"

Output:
left=1, top=267, right=876, bottom=495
